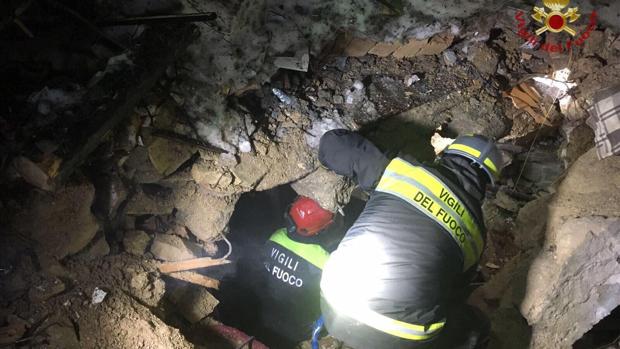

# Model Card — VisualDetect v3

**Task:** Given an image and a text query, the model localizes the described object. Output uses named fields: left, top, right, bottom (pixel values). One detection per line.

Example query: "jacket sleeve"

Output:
left=318, top=129, right=389, bottom=191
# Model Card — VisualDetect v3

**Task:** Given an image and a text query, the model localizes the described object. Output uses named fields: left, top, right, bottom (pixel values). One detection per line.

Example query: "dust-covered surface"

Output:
left=2, top=0, right=620, bottom=347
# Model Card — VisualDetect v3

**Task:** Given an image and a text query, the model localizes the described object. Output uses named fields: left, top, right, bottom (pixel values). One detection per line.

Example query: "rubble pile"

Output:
left=1, top=0, right=620, bottom=347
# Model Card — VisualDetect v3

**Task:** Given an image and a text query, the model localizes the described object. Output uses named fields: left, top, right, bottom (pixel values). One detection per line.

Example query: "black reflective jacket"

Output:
left=319, top=129, right=486, bottom=327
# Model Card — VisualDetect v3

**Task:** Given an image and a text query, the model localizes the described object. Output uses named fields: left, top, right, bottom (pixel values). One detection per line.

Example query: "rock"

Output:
left=291, top=168, right=354, bottom=212
left=560, top=123, right=594, bottom=166
left=173, top=182, right=239, bottom=241
left=467, top=42, right=499, bottom=76
left=515, top=150, right=565, bottom=191
left=45, top=322, right=80, bottom=349
left=125, top=184, right=175, bottom=216
left=129, top=272, right=165, bottom=307
left=520, top=149, right=620, bottom=348
left=123, top=230, right=151, bottom=256
left=12, top=180, right=99, bottom=259
left=443, top=49, right=457, bottom=66
left=12, top=156, right=53, bottom=191
left=168, top=285, right=219, bottom=323
left=147, top=138, right=197, bottom=176
left=92, top=174, right=128, bottom=219
left=122, top=146, right=164, bottom=183
left=513, top=195, right=551, bottom=250
left=28, top=276, right=66, bottom=303
left=492, top=190, right=521, bottom=213
left=191, top=159, right=225, bottom=187
left=81, top=236, right=110, bottom=261
left=150, top=234, right=203, bottom=262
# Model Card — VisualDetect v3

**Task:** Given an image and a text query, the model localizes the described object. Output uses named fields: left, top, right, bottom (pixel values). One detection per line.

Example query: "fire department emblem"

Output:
left=532, top=0, right=580, bottom=36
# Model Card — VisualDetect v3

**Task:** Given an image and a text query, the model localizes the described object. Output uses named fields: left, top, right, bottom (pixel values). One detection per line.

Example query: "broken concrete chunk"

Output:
left=123, top=230, right=151, bottom=256
left=150, top=234, right=203, bottom=262
left=122, top=146, right=164, bottom=183
left=492, top=191, right=521, bottom=213
left=81, top=236, right=110, bottom=261
left=45, top=322, right=80, bottom=349
left=129, top=272, right=165, bottom=307
left=147, top=137, right=197, bottom=176
left=28, top=276, right=66, bottom=303
left=518, top=150, right=620, bottom=348
left=11, top=180, right=99, bottom=259
left=125, top=184, right=175, bottom=216
left=191, top=159, right=224, bottom=187
left=168, top=285, right=219, bottom=324
left=291, top=168, right=354, bottom=212
left=12, top=156, right=53, bottom=191
left=174, top=184, right=239, bottom=241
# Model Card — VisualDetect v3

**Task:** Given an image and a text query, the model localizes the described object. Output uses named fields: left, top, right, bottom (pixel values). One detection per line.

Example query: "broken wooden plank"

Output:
left=159, top=257, right=231, bottom=274
left=54, top=24, right=197, bottom=185
left=167, top=271, right=220, bottom=289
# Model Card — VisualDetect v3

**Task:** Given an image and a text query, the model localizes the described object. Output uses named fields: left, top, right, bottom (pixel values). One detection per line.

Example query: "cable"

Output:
left=219, top=232, right=232, bottom=260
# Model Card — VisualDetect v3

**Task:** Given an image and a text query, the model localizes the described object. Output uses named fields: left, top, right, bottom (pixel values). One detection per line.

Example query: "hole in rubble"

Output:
left=213, top=184, right=298, bottom=346
left=213, top=184, right=366, bottom=348
left=573, top=306, right=620, bottom=349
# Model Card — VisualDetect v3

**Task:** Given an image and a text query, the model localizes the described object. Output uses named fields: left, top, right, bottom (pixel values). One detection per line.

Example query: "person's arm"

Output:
left=318, top=129, right=389, bottom=191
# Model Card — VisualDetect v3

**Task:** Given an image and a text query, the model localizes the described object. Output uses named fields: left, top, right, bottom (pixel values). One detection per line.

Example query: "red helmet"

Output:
left=288, top=196, right=334, bottom=237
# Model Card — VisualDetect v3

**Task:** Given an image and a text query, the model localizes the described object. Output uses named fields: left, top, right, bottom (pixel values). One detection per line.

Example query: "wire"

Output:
left=219, top=232, right=232, bottom=260
left=513, top=48, right=576, bottom=190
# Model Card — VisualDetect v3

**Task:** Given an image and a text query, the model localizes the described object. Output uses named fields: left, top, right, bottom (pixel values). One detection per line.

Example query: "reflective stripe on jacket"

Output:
left=268, top=228, right=330, bottom=270
left=376, top=158, right=484, bottom=271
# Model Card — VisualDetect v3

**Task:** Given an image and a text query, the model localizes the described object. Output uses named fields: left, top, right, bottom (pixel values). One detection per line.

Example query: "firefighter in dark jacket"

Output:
left=318, top=129, right=502, bottom=349
left=261, top=196, right=338, bottom=347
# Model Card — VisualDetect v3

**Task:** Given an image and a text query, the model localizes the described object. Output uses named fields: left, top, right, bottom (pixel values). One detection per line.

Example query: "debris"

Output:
left=11, top=180, right=99, bottom=259
left=45, top=322, right=80, bottom=349
left=27, top=86, right=84, bottom=116
left=504, top=83, right=551, bottom=126
left=150, top=234, right=204, bottom=262
left=494, top=149, right=620, bottom=348
left=305, top=117, right=347, bottom=149
left=167, top=271, right=220, bottom=290
left=91, top=287, right=107, bottom=304
left=147, top=137, right=197, bottom=176
left=343, top=36, right=376, bottom=57
left=0, top=315, right=28, bottom=345
left=97, top=12, right=217, bottom=26
left=12, top=156, right=53, bottom=191
left=345, top=80, right=365, bottom=105
left=80, top=236, right=110, bottom=261
left=405, top=74, right=421, bottom=87
left=159, top=257, right=231, bottom=274
left=485, top=262, right=500, bottom=269
left=443, top=49, right=457, bottom=66
left=430, top=132, right=455, bottom=155
left=493, top=190, right=522, bottom=213
left=54, top=24, right=195, bottom=185
left=274, top=49, right=310, bottom=72
left=291, top=167, right=354, bottom=212
left=123, top=230, right=152, bottom=256
left=168, top=285, right=219, bottom=323
left=272, top=88, right=292, bottom=105
left=586, top=85, right=620, bottom=160
left=28, top=276, right=66, bottom=303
